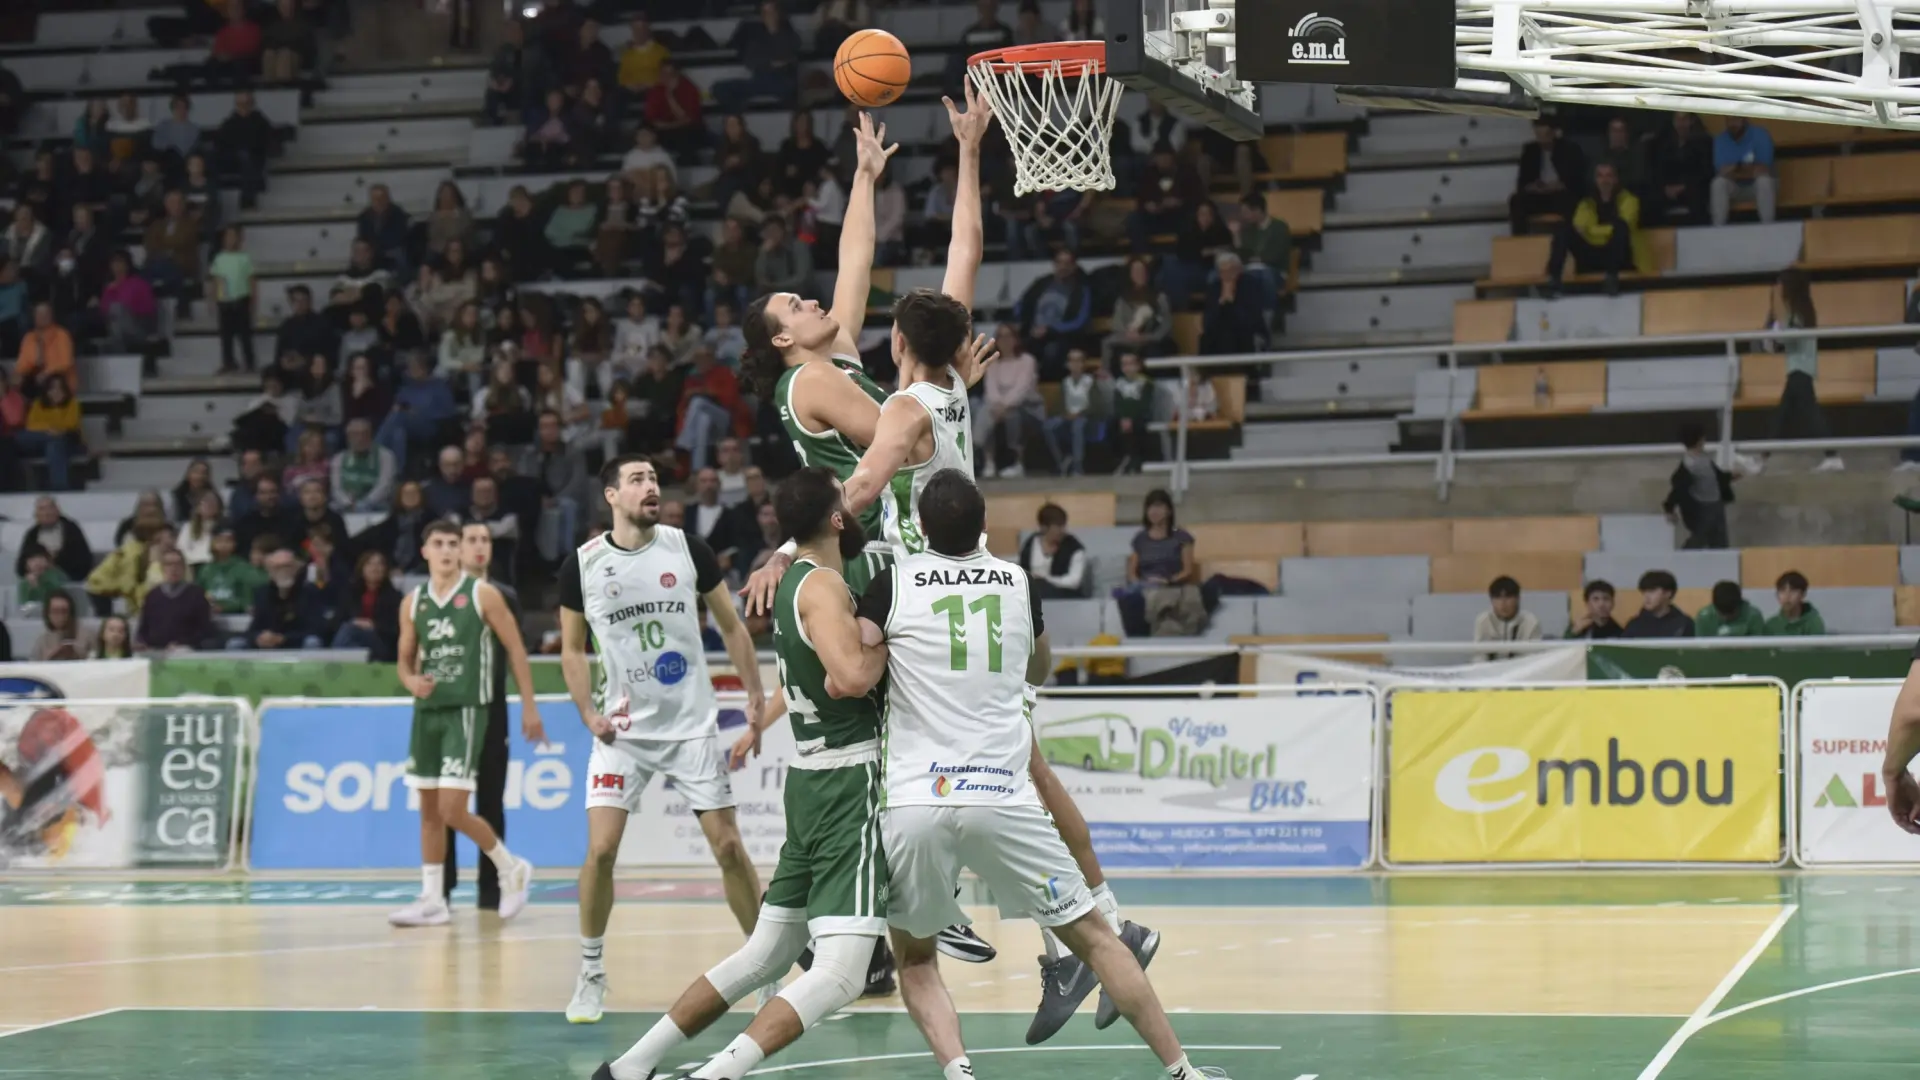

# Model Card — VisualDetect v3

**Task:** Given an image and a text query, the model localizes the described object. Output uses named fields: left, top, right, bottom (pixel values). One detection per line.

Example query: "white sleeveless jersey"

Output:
left=574, top=527, right=715, bottom=741
left=880, top=368, right=972, bottom=555
left=875, top=548, right=1039, bottom=808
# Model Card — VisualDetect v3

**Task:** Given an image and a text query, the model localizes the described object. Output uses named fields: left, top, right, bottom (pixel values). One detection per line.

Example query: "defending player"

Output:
left=596, top=467, right=887, bottom=1080
left=559, top=454, right=769, bottom=1024
left=854, top=471, right=1230, bottom=1080
left=440, top=519, right=518, bottom=909
left=388, top=520, right=545, bottom=928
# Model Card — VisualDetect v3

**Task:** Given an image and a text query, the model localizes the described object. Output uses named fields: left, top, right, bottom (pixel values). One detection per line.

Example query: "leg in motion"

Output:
left=433, top=783, right=530, bottom=917
left=699, top=806, right=763, bottom=937
left=388, top=777, right=454, bottom=927
left=1051, top=911, right=1221, bottom=1078
left=685, top=933, right=878, bottom=1079
left=893, top=928, right=974, bottom=1078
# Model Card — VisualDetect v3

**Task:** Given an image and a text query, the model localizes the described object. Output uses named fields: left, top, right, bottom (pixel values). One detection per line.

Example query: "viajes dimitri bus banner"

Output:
left=1032, top=691, right=1377, bottom=869
left=1386, top=683, right=1783, bottom=864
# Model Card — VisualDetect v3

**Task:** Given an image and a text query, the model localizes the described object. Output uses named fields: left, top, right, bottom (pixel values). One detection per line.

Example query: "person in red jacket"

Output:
left=674, top=347, right=747, bottom=473
left=643, top=60, right=707, bottom=155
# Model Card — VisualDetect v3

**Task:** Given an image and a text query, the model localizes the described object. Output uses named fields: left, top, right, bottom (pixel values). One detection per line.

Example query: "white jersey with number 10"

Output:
left=879, top=368, right=972, bottom=555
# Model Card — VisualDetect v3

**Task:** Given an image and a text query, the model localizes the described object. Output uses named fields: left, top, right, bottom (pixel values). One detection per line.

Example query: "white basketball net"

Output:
left=970, top=57, right=1126, bottom=194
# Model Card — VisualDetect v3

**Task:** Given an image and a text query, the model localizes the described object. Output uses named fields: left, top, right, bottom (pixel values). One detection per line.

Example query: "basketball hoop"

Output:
left=968, top=41, right=1124, bottom=195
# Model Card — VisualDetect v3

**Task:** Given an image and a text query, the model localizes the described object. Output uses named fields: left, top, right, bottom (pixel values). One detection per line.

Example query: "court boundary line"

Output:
left=0, top=1007, right=124, bottom=1041
left=752, top=1044, right=1288, bottom=1074
left=1698, top=965, right=1920, bottom=1026
left=1633, top=902, right=1798, bottom=1080
left=28, top=1005, right=1696, bottom=1020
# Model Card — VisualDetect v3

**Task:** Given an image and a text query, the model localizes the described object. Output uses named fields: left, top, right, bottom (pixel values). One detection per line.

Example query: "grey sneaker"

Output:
left=1094, top=921, right=1161, bottom=1030
left=1025, top=953, right=1099, bottom=1044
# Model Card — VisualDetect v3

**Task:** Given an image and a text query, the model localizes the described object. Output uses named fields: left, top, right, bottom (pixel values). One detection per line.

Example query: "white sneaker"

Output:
left=566, top=969, right=608, bottom=1024
left=1000, top=463, right=1025, bottom=479
left=1814, top=456, right=1847, bottom=473
left=980, top=461, right=998, bottom=479
left=388, top=895, right=451, bottom=927
left=497, top=856, right=535, bottom=920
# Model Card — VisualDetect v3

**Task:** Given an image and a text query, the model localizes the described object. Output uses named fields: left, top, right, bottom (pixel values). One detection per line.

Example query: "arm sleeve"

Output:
left=1027, top=573, right=1046, bottom=637
left=855, top=568, right=894, bottom=630
left=556, top=552, right=584, bottom=611
left=686, top=534, right=726, bottom=594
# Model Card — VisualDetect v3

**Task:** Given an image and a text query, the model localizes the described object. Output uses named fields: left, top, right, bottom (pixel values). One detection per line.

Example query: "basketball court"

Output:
left=2, top=871, right=1915, bottom=1079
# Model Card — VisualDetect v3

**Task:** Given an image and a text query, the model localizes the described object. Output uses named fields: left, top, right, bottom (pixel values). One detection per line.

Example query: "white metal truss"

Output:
left=1151, top=0, right=1260, bottom=114
left=1455, top=0, right=1920, bottom=128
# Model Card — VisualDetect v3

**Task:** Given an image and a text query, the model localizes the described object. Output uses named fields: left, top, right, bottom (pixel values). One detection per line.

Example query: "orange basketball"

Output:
left=834, top=28, right=912, bottom=108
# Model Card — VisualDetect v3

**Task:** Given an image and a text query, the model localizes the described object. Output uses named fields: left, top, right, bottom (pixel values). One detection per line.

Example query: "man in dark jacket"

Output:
left=355, top=185, right=412, bottom=283
left=234, top=475, right=299, bottom=556
left=16, top=496, right=95, bottom=582
left=137, top=550, right=214, bottom=652
left=1645, top=111, right=1716, bottom=225
left=1623, top=569, right=1696, bottom=638
left=244, top=547, right=329, bottom=649
left=1017, top=250, right=1095, bottom=373
left=274, top=286, right=338, bottom=364
left=1662, top=423, right=1735, bottom=549
left=1509, top=118, right=1588, bottom=235
left=216, top=90, right=275, bottom=210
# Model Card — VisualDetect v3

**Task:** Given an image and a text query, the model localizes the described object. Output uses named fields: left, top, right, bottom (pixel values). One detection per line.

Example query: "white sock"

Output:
left=609, top=1017, right=686, bottom=1080
left=1041, top=927, right=1063, bottom=963
left=484, top=841, right=516, bottom=876
left=1091, top=882, right=1123, bottom=934
left=943, top=1056, right=975, bottom=1080
left=421, top=864, right=444, bottom=901
left=691, top=1033, right=765, bottom=1080
left=1165, top=1055, right=1199, bottom=1080
left=581, top=936, right=605, bottom=976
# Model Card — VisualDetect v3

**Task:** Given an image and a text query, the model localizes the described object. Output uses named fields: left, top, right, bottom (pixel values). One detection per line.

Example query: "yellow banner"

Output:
left=1388, top=685, right=1782, bottom=863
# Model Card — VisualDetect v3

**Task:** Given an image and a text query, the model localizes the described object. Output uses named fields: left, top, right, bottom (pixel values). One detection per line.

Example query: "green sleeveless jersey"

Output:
left=773, top=558, right=881, bottom=756
left=774, top=355, right=886, bottom=537
left=409, top=574, right=495, bottom=708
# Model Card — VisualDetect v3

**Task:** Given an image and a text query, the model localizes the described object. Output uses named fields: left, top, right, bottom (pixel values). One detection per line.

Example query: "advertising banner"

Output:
left=0, top=697, right=246, bottom=870
left=1387, top=683, right=1784, bottom=864
left=1588, top=645, right=1911, bottom=688
left=1256, top=646, right=1586, bottom=690
left=1796, top=681, right=1920, bottom=866
left=1034, top=692, right=1377, bottom=869
left=0, top=659, right=149, bottom=702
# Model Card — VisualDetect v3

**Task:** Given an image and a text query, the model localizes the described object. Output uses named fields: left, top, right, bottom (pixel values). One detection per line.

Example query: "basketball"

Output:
left=834, top=29, right=912, bottom=107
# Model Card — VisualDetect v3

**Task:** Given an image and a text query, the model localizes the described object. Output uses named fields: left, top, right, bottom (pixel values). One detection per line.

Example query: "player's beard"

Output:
left=631, top=499, right=660, bottom=528
left=837, top=509, right=867, bottom=560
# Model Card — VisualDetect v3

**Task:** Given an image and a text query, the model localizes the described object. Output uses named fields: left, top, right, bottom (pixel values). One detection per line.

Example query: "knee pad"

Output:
left=704, top=908, right=809, bottom=1003
left=775, top=933, right=872, bottom=1029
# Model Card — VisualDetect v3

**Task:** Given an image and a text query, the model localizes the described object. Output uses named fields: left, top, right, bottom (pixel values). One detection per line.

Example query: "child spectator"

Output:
left=1623, top=570, right=1695, bottom=637
left=1695, top=579, right=1765, bottom=636
left=1044, top=348, right=1098, bottom=476
left=1765, top=570, right=1826, bottom=635
left=1474, top=576, right=1542, bottom=659
left=1568, top=579, right=1625, bottom=639
left=15, top=551, right=69, bottom=610
left=1111, top=351, right=1154, bottom=474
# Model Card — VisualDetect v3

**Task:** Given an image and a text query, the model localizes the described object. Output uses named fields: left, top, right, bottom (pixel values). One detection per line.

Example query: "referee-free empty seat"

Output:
left=1281, top=555, right=1430, bottom=601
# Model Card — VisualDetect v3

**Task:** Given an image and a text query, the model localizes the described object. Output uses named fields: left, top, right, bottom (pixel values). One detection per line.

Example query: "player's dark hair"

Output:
left=1777, top=570, right=1809, bottom=592
left=773, top=466, right=840, bottom=545
left=743, top=293, right=785, bottom=399
left=891, top=288, right=972, bottom=373
left=1488, top=576, right=1520, bottom=599
left=1638, top=569, right=1679, bottom=593
left=423, top=520, right=461, bottom=542
left=599, top=452, right=655, bottom=491
left=1711, top=579, right=1743, bottom=615
left=918, top=469, right=986, bottom=557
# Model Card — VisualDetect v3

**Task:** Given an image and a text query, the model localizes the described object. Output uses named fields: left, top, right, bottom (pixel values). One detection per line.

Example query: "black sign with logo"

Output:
left=1238, top=0, right=1456, bottom=88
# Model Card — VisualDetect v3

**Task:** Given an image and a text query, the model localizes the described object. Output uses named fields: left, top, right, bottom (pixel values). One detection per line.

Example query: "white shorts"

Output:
left=585, top=735, right=735, bottom=814
left=882, top=801, right=1095, bottom=940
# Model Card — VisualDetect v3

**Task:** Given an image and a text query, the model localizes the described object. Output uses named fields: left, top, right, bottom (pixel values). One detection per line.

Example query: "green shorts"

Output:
left=406, top=705, right=486, bottom=791
left=764, top=760, right=888, bottom=937
left=841, top=547, right=894, bottom=598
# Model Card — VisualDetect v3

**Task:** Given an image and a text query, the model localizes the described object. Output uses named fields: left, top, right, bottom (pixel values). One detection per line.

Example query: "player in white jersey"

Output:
left=557, top=454, right=768, bottom=1024
left=852, top=470, right=1232, bottom=1080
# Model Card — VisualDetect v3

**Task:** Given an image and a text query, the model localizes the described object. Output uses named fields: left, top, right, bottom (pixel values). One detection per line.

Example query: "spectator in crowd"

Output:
left=198, top=526, right=264, bottom=615
left=356, top=184, right=412, bottom=281
left=0, top=56, right=23, bottom=134
left=361, top=479, right=431, bottom=575
left=675, top=344, right=746, bottom=471
left=1695, top=579, right=1764, bottom=637
left=0, top=261, right=26, bottom=357
left=712, top=114, right=765, bottom=212
left=494, top=186, right=547, bottom=283
left=630, top=346, right=684, bottom=449
left=1543, top=162, right=1648, bottom=297
left=715, top=1, right=803, bottom=111
left=1766, top=570, right=1826, bottom=635
left=2, top=208, right=51, bottom=286
left=543, top=180, right=599, bottom=270
left=618, top=16, right=669, bottom=92
left=261, top=0, right=314, bottom=81
left=234, top=474, right=296, bottom=555
left=754, top=216, right=813, bottom=297
left=217, top=90, right=274, bottom=210
left=282, top=427, right=331, bottom=493
left=685, top=467, right=738, bottom=569
left=715, top=437, right=750, bottom=505
left=1020, top=502, right=1090, bottom=599
left=523, top=88, right=576, bottom=170
left=328, top=417, right=395, bottom=512
left=179, top=490, right=223, bottom=567
left=482, top=18, right=527, bottom=125
left=1711, top=117, right=1776, bottom=225
left=1018, top=250, right=1094, bottom=376
left=733, top=501, right=783, bottom=583
left=152, top=93, right=202, bottom=167
left=774, top=112, right=831, bottom=199
left=228, top=449, right=266, bottom=518
left=15, top=302, right=75, bottom=396
left=1509, top=118, right=1586, bottom=235
left=1767, top=268, right=1842, bottom=472
left=1025, top=187, right=1089, bottom=257
left=276, top=286, right=338, bottom=366
left=1474, top=576, right=1542, bottom=659
left=1232, top=193, right=1291, bottom=310
left=143, top=191, right=203, bottom=312
left=240, top=548, right=328, bottom=650
left=137, top=549, right=213, bottom=653
left=19, top=376, right=81, bottom=492
left=567, top=17, right=616, bottom=91
left=182, top=153, right=224, bottom=240
left=17, top=550, right=70, bottom=610
left=951, top=0, right=1015, bottom=92
left=1103, top=258, right=1173, bottom=369
left=1118, top=489, right=1205, bottom=637
left=1598, top=116, right=1649, bottom=197
left=230, top=370, right=297, bottom=456
left=874, top=170, right=908, bottom=267
left=94, top=615, right=135, bottom=660
left=645, top=62, right=706, bottom=155
left=1623, top=569, right=1695, bottom=637
left=116, top=491, right=170, bottom=548
left=977, top=323, right=1046, bottom=479
left=426, top=182, right=473, bottom=260
left=1045, top=348, right=1099, bottom=476
left=1202, top=253, right=1266, bottom=355
left=567, top=78, right=617, bottom=164
left=533, top=360, right=593, bottom=447
left=209, top=225, right=257, bottom=372
left=18, top=496, right=95, bottom=582
left=703, top=299, right=746, bottom=369
left=1568, top=579, right=1625, bottom=639
left=722, top=465, right=770, bottom=539
left=298, top=354, right=342, bottom=438
left=341, top=351, right=389, bottom=426
left=1664, top=423, right=1733, bottom=549
left=377, top=352, right=457, bottom=466
left=424, top=445, right=473, bottom=520
left=376, top=291, right=426, bottom=358
left=87, top=519, right=159, bottom=617
left=174, top=459, right=217, bottom=522
left=465, top=477, right=519, bottom=574
left=518, top=409, right=586, bottom=562
left=1111, top=350, right=1154, bottom=474
left=1126, top=148, right=1205, bottom=254
left=622, top=126, right=676, bottom=188
left=31, top=593, right=93, bottom=662
left=100, top=251, right=159, bottom=354
left=334, top=549, right=402, bottom=658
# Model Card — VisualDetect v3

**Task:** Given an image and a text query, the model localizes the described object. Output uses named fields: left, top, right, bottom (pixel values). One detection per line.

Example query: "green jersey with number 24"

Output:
left=773, top=558, right=882, bottom=756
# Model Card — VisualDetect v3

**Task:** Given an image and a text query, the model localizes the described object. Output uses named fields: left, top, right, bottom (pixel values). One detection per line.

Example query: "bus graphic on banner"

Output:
left=1036, top=713, right=1139, bottom=773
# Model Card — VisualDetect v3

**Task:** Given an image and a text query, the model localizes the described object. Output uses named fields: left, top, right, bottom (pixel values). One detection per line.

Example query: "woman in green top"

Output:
left=210, top=225, right=256, bottom=373
left=543, top=180, right=600, bottom=264
left=1769, top=269, right=1841, bottom=472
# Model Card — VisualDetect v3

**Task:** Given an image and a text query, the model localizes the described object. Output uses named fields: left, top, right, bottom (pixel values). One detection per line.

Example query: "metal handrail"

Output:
left=1145, top=320, right=1920, bottom=500
left=1050, top=633, right=1919, bottom=658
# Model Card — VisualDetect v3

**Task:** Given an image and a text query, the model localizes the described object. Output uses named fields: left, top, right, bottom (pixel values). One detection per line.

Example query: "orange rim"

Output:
left=968, top=40, right=1105, bottom=75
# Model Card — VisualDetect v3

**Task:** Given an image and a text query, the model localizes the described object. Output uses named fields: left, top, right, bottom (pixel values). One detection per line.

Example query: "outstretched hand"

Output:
left=853, top=111, right=900, bottom=179
left=944, top=78, right=995, bottom=148
left=963, top=331, right=999, bottom=383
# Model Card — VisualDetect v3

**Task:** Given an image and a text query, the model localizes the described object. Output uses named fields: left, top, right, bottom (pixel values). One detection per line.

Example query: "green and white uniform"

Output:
left=773, top=354, right=894, bottom=593
left=880, top=368, right=972, bottom=557
left=405, top=573, right=494, bottom=791
left=762, top=557, right=888, bottom=936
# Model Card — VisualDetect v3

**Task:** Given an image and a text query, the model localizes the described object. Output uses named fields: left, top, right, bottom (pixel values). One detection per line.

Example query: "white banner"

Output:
left=617, top=692, right=797, bottom=867
left=0, top=660, right=150, bottom=703
left=1797, top=681, right=1920, bottom=866
left=1033, top=692, right=1377, bottom=869
left=1254, top=646, right=1587, bottom=690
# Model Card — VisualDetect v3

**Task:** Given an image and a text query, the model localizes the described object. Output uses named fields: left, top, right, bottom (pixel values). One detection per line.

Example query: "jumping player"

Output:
left=855, top=470, right=1229, bottom=1080
left=597, top=467, right=888, bottom=1080
left=559, top=455, right=768, bottom=1024
left=388, top=520, right=545, bottom=928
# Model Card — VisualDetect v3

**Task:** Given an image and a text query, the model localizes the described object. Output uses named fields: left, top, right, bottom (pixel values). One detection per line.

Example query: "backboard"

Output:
left=1102, top=0, right=1263, bottom=140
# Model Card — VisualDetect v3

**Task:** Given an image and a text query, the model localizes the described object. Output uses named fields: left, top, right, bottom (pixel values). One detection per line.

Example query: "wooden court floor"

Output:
left=2, top=872, right=1917, bottom=1079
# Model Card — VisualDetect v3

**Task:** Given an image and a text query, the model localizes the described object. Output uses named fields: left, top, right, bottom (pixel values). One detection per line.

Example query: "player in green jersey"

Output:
left=388, top=520, right=545, bottom=929
left=598, top=467, right=892, bottom=1080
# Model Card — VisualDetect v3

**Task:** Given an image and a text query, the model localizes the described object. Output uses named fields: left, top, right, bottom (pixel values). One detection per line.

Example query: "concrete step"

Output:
left=256, top=164, right=452, bottom=215
left=128, top=393, right=254, bottom=439
left=288, top=116, right=476, bottom=159
left=166, top=334, right=276, bottom=378
left=1282, top=282, right=1477, bottom=338
left=1360, top=113, right=1534, bottom=156
left=1336, top=164, right=1513, bottom=216
left=1233, top=418, right=1401, bottom=458
left=98, top=454, right=238, bottom=491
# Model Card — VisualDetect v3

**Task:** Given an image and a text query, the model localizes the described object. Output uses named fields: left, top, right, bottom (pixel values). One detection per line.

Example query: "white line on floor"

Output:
left=1634, top=903, right=1798, bottom=1080
left=754, top=1043, right=1291, bottom=1072
left=0, top=1008, right=125, bottom=1041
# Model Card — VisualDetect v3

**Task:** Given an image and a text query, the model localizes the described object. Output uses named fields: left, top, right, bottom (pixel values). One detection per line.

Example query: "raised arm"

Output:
left=797, top=356, right=884, bottom=449
left=844, top=395, right=928, bottom=516
left=803, top=572, right=888, bottom=699
left=479, top=582, right=544, bottom=742
left=940, top=80, right=994, bottom=311
left=828, top=113, right=900, bottom=356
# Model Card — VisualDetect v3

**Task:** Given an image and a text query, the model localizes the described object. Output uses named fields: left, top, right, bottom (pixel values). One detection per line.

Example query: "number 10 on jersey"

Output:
left=931, top=594, right=1001, bottom=673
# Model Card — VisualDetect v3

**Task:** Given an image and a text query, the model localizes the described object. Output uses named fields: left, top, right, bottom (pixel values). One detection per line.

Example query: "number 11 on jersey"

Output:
left=930, top=593, right=1001, bottom=673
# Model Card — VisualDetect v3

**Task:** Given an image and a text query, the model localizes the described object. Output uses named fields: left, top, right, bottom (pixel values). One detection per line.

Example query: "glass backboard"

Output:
left=1102, top=0, right=1262, bottom=140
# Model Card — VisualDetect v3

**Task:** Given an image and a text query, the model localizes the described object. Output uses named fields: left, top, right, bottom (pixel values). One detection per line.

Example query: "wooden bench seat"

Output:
left=1735, top=349, right=1876, bottom=406
left=1741, top=544, right=1898, bottom=588
left=1464, top=360, right=1607, bottom=418
left=1477, top=229, right=1675, bottom=289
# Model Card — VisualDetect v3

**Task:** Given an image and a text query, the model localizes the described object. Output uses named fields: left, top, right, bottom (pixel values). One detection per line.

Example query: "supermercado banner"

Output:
left=1796, top=681, right=1920, bottom=866
left=0, top=697, right=246, bottom=870
left=1255, top=647, right=1586, bottom=691
left=250, top=694, right=771, bottom=869
left=1387, top=683, right=1784, bottom=864
left=1033, top=691, right=1377, bottom=869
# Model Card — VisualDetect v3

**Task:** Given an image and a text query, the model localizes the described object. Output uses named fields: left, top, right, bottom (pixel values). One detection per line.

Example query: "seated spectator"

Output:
left=105, top=93, right=155, bottom=172
left=523, top=88, right=577, bottom=171
left=543, top=181, right=600, bottom=270
left=483, top=18, right=527, bottom=125
left=282, top=427, right=331, bottom=494
left=1509, top=119, right=1586, bottom=235
left=1695, top=579, right=1764, bottom=637
left=230, top=371, right=298, bottom=457
left=353, top=182, right=412, bottom=280
left=260, top=0, right=314, bottom=81
left=377, top=292, right=426, bottom=359
left=198, top=525, right=265, bottom=615
left=565, top=16, right=616, bottom=90
left=66, top=149, right=114, bottom=231
left=276, top=285, right=338, bottom=365
left=1226, top=194, right=1289, bottom=309
left=657, top=303, right=701, bottom=367
left=874, top=171, right=908, bottom=267
left=622, top=127, right=676, bottom=190
left=1568, top=579, right=1624, bottom=639
left=1111, top=351, right=1155, bottom=474
left=16, top=550, right=70, bottom=611
left=754, top=217, right=813, bottom=296
left=238, top=548, right=328, bottom=650
left=300, top=521, right=350, bottom=595
left=234, top=474, right=297, bottom=555
left=18, top=496, right=95, bottom=581
left=950, top=0, right=1014, bottom=93
left=1768, top=268, right=1842, bottom=472
left=533, top=360, right=593, bottom=447
left=1663, top=423, right=1734, bottom=549
left=333, top=549, right=402, bottom=658
left=17, top=377, right=82, bottom=492
left=722, top=464, right=770, bottom=537
left=1043, top=349, right=1100, bottom=476
left=297, top=354, right=342, bottom=437
left=466, top=476, right=519, bottom=574
left=1544, top=163, right=1649, bottom=296
left=151, top=93, right=202, bottom=168
left=424, top=445, right=473, bottom=520
left=425, top=182, right=473, bottom=262
left=1711, top=117, right=1776, bottom=225
left=645, top=61, right=706, bottom=155
left=714, top=437, right=751, bottom=506
left=517, top=410, right=586, bottom=562
left=100, top=252, right=160, bottom=355
left=1030, top=188, right=1089, bottom=256
left=1645, top=111, right=1714, bottom=225
left=1623, top=569, right=1695, bottom=637
left=15, top=302, right=75, bottom=396
left=143, top=191, right=204, bottom=311
left=179, top=490, right=224, bottom=566
left=31, top=593, right=94, bottom=662
left=216, top=90, right=274, bottom=211
left=0, top=260, right=26, bottom=357
left=977, top=324, right=1047, bottom=479
left=439, top=300, right=488, bottom=393
left=227, top=450, right=267, bottom=518
left=494, top=186, right=547, bottom=284
left=182, top=153, right=224, bottom=239
left=1766, top=570, right=1826, bottom=635
left=569, top=297, right=615, bottom=396
left=341, top=351, right=389, bottom=426
left=676, top=347, right=748, bottom=471
left=137, top=549, right=213, bottom=653
left=86, top=521, right=159, bottom=617
left=703, top=299, right=746, bottom=369
left=174, top=459, right=217, bottom=522
left=568, top=78, right=617, bottom=164
left=94, top=615, right=135, bottom=659
left=1126, top=148, right=1205, bottom=254
left=1117, top=489, right=1207, bottom=637
left=1201, top=253, right=1266, bottom=355
left=1020, top=503, right=1090, bottom=599
left=629, top=346, right=684, bottom=450
left=1103, top=257, right=1173, bottom=369
left=1474, top=576, right=1543, bottom=659
left=473, top=357, right=534, bottom=435
left=618, top=16, right=669, bottom=93
left=1018, top=250, right=1094, bottom=375
left=714, top=1, right=802, bottom=112
left=361, top=480, right=432, bottom=576
left=733, top=502, right=783, bottom=585
left=376, top=352, right=457, bottom=467
left=1, top=208, right=51, bottom=291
